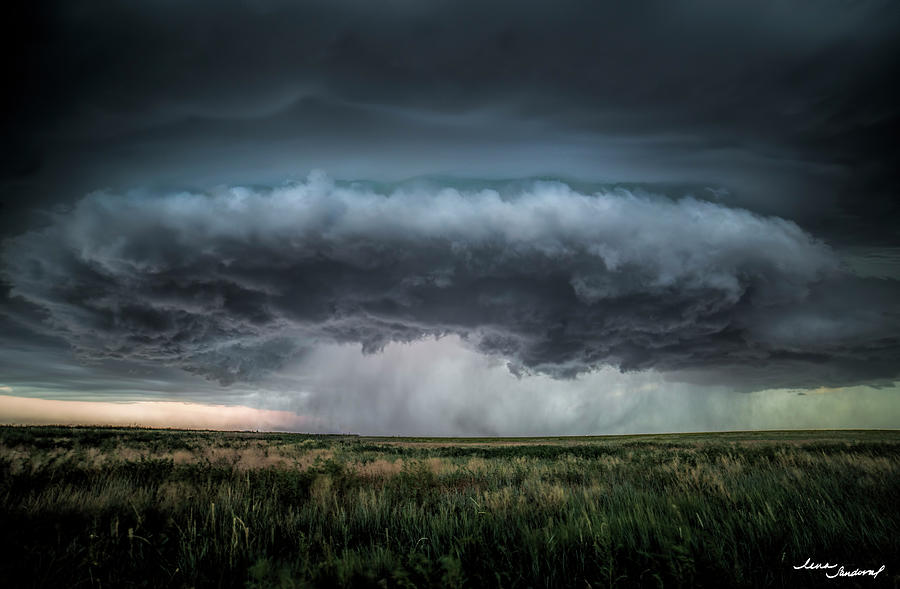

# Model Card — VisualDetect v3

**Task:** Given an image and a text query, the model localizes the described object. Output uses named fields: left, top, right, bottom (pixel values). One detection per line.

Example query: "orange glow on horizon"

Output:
left=0, top=395, right=321, bottom=432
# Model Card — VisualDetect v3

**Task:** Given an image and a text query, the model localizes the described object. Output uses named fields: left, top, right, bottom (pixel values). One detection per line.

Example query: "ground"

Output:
left=1, top=427, right=897, bottom=587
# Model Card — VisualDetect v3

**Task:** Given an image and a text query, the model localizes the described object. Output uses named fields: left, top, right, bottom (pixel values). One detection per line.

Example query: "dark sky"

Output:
left=1, top=1, right=899, bottom=433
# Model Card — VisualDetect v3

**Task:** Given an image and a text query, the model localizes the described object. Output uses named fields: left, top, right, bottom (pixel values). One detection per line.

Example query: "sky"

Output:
left=1, top=0, right=898, bottom=434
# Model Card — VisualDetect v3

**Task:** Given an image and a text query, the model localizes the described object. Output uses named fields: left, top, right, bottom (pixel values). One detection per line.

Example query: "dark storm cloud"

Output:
left=4, top=175, right=899, bottom=389
left=0, top=284, right=255, bottom=402
left=2, top=0, right=898, bottom=246
left=1, top=0, right=898, bottom=426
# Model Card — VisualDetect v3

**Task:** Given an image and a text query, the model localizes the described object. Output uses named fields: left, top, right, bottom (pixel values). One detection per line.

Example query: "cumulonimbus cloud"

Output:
left=3, top=173, right=898, bottom=388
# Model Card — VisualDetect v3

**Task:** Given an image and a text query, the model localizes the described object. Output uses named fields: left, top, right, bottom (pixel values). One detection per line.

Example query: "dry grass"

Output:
left=354, top=458, right=405, bottom=478
left=1, top=426, right=898, bottom=588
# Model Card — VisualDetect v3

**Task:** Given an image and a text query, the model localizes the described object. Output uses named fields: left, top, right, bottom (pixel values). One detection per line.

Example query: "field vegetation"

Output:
left=0, top=426, right=897, bottom=587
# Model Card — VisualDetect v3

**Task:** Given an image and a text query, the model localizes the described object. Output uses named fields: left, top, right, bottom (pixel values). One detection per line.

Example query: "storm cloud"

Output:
left=1, top=1, right=898, bottom=433
left=3, top=1, right=899, bottom=247
left=4, top=174, right=898, bottom=389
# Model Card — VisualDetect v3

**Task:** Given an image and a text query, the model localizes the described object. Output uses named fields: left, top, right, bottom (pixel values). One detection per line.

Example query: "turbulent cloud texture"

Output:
left=4, top=174, right=898, bottom=388
left=3, top=1, right=898, bottom=247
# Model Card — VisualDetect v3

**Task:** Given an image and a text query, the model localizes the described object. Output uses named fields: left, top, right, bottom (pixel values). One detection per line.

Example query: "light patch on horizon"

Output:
left=805, top=386, right=842, bottom=395
left=0, top=395, right=322, bottom=432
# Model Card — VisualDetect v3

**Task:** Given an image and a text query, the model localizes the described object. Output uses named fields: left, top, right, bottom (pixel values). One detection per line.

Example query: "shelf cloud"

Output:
left=5, top=174, right=898, bottom=390
left=0, top=1, right=897, bottom=432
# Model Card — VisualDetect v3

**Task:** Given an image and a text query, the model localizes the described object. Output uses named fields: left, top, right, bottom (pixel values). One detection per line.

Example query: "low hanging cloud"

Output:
left=3, top=173, right=898, bottom=389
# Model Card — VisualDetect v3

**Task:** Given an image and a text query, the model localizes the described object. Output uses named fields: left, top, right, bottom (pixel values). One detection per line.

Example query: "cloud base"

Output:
left=3, top=174, right=898, bottom=390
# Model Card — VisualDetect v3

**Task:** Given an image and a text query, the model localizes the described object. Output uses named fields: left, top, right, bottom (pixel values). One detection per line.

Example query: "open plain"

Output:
left=1, top=427, right=897, bottom=588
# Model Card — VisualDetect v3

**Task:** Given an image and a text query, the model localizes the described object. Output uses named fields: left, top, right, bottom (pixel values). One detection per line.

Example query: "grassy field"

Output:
left=0, top=427, right=897, bottom=588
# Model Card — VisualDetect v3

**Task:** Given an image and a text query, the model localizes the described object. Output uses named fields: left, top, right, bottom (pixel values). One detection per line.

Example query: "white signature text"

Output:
left=793, top=558, right=885, bottom=579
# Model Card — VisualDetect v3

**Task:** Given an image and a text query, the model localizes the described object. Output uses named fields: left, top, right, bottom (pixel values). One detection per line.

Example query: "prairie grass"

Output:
left=0, top=426, right=897, bottom=587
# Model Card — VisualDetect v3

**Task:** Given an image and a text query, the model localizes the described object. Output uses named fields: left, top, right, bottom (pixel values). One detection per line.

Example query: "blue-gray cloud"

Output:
left=4, top=174, right=898, bottom=389
left=2, top=0, right=898, bottom=248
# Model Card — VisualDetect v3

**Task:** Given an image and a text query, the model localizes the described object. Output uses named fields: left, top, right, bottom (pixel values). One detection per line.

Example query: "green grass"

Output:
left=1, top=426, right=897, bottom=587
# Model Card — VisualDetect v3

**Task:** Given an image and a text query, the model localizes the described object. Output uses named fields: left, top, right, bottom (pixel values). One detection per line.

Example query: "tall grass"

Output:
left=1, top=427, right=897, bottom=587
